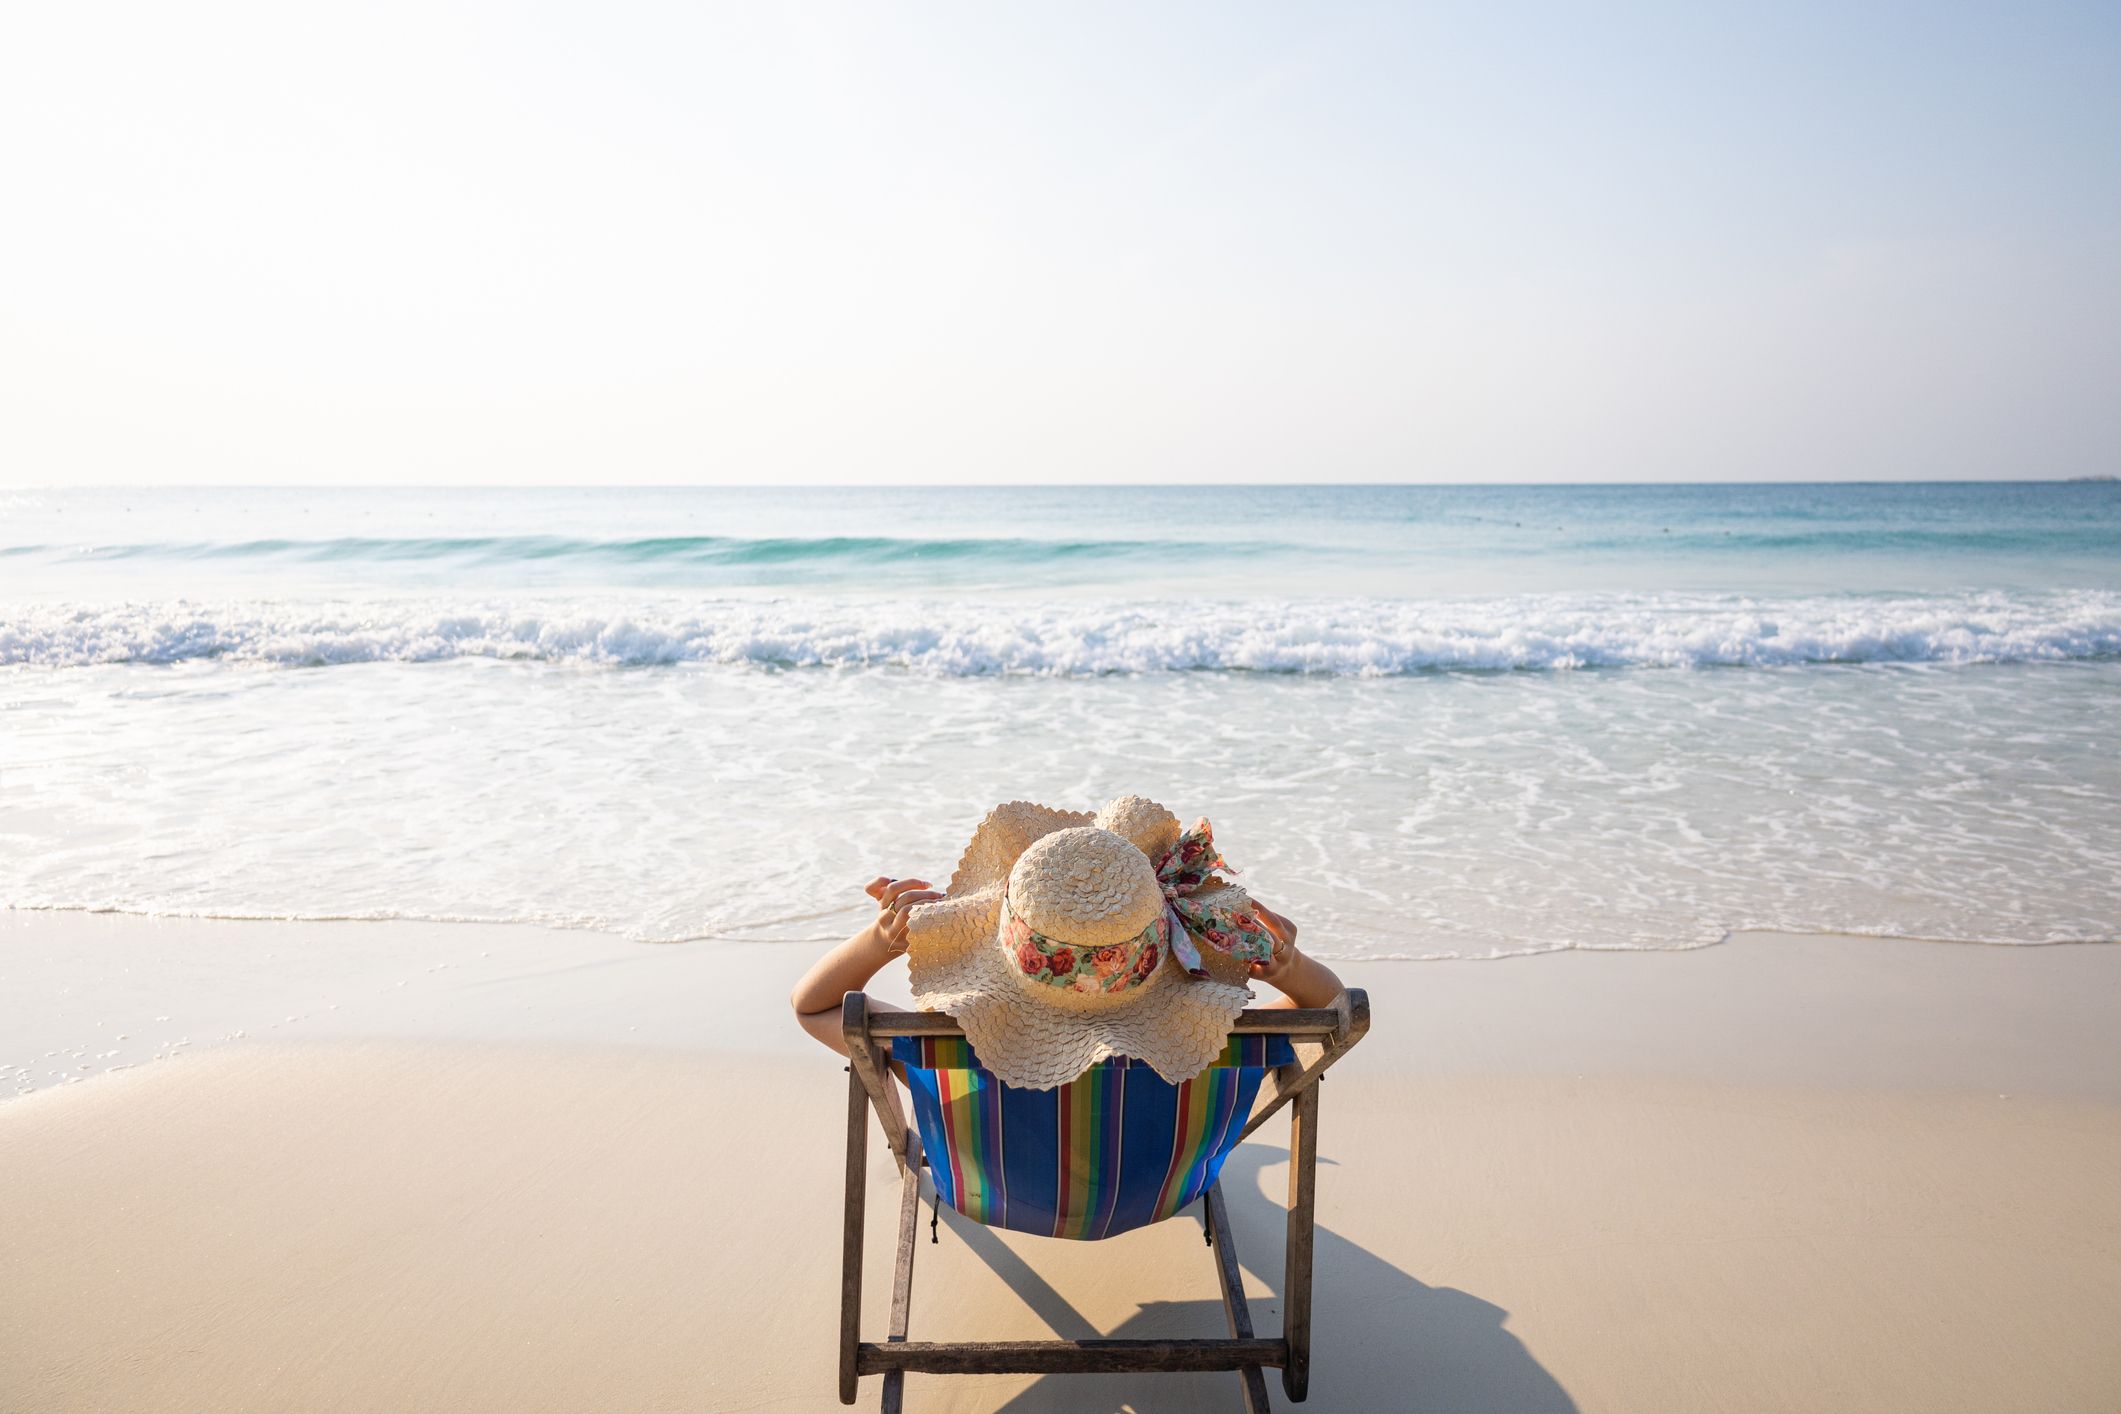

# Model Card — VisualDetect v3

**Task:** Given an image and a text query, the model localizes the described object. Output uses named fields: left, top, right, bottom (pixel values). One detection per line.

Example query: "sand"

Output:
left=4, top=911, right=2119, bottom=1412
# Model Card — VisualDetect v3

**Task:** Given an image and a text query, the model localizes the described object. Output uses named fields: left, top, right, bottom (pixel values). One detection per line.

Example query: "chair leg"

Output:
left=881, top=1145, right=922, bottom=1414
left=1282, top=1083, right=1318, bottom=1402
left=1205, top=1183, right=1274, bottom=1413
left=841, top=1069, right=868, bottom=1405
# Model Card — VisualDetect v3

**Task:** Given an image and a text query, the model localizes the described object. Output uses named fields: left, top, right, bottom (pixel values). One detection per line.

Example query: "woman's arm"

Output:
left=791, top=876, right=941, bottom=1055
left=1245, top=902, right=1346, bottom=1009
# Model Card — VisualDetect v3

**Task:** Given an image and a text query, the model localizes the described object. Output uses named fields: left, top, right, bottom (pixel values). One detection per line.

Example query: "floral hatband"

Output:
left=1000, top=893, right=1166, bottom=995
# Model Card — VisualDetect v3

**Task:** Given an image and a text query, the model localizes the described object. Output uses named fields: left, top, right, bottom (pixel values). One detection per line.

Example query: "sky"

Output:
left=2, top=1, right=2117, bottom=486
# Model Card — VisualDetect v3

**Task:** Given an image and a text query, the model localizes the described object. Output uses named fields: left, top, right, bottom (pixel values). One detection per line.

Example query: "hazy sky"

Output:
left=3, top=2, right=2117, bottom=486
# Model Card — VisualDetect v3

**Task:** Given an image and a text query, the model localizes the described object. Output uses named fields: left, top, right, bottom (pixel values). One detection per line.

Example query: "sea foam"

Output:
left=3, top=591, right=2118, bottom=673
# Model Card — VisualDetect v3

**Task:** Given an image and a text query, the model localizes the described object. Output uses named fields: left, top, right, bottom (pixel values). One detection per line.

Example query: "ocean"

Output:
left=2, top=482, right=2117, bottom=959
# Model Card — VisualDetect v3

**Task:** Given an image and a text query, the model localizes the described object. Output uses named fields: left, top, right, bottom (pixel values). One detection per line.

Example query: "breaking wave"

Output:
left=5, top=591, right=2119, bottom=673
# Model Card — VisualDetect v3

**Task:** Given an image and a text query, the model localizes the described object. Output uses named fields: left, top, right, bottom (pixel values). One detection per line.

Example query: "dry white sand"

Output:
left=4, top=911, right=2119, bottom=1412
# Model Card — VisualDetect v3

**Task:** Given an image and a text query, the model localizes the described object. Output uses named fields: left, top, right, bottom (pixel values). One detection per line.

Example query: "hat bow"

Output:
left=1154, top=819, right=1278, bottom=979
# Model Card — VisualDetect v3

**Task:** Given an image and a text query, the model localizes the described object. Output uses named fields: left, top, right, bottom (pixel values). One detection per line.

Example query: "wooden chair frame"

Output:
left=838, top=988, right=1371, bottom=1412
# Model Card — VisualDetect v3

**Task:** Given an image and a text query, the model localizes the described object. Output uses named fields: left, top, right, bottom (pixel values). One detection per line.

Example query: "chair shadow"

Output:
left=939, top=1143, right=1577, bottom=1413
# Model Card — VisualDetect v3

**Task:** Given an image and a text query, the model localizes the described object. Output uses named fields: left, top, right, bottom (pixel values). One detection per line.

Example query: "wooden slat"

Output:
left=1235, top=1054, right=1322, bottom=1146
left=859, top=1338, right=1287, bottom=1376
left=838, top=1069, right=867, bottom=1405
left=1205, top=1183, right=1275, bottom=1414
left=1236, top=988, right=1370, bottom=1144
left=1281, top=1082, right=1320, bottom=1402
left=880, top=1135, right=924, bottom=1414
left=841, top=994, right=911, bottom=1171
left=889, top=1137, right=923, bottom=1336
left=864, top=1005, right=1347, bottom=1039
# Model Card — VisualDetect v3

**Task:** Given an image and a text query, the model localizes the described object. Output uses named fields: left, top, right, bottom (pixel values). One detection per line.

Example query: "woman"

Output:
left=791, top=795, right=1345, bottom=1082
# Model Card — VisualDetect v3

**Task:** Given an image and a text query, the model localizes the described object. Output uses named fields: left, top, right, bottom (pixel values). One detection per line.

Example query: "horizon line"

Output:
left=5, top=477, right=2115, bottom=492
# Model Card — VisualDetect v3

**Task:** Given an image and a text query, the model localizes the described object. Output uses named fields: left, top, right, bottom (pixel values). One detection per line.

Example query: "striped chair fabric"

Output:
left=891, top=1033, right=1295, bottom=1241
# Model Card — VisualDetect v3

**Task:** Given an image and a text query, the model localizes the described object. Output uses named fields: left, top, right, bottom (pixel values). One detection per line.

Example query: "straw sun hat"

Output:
left=903, top=795, right=1279, bottom=1090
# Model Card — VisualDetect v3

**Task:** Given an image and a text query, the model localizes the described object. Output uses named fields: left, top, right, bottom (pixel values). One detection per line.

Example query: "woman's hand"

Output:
left=865, top=875, right=944, bottom=953
left=790, top=874, right=944, bottom=1054
left=1245, top=902, right=1303, bottom=986
left=1243, top=901, right=1345, bottom=1009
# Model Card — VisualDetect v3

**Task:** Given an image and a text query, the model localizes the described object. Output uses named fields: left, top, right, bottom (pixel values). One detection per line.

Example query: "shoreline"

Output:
left=9, top=909, right=2121, bottom=1104
left=7, top=897, right=2114, bottom=952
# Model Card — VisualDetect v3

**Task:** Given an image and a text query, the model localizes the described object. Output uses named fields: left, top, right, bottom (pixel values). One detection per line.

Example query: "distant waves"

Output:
left=0, top=532, right=1265, bottom=568
left=5, top=591, right=2120, bottom=672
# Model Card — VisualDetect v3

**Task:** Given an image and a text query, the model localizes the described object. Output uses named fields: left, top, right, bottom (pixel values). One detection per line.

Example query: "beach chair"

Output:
left=837, top=987, right=1371, bottom=1412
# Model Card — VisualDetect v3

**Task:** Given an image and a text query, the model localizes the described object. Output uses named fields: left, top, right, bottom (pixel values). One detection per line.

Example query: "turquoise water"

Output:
left=1, top=483, right=2116, bottom=957
left=6, top=483, right=2119, bottom=601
